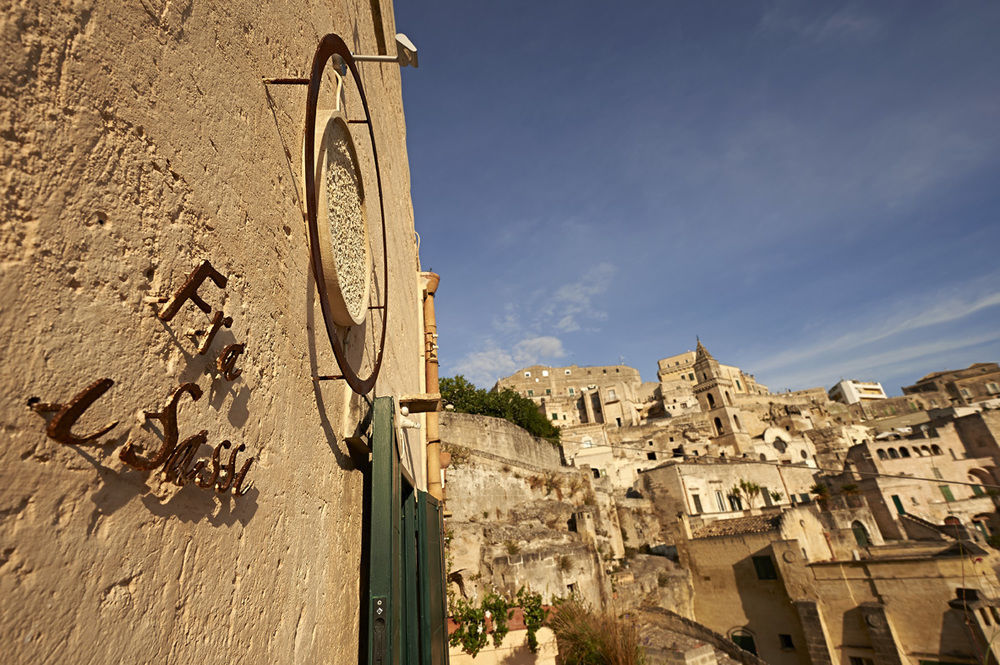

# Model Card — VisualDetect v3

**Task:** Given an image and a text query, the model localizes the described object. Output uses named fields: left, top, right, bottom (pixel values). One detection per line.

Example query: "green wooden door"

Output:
left=368, top=397, right=401, bottom=665
left=418, top=493, right=448, bottom=665
left=367, top=397, right=449, bottom=665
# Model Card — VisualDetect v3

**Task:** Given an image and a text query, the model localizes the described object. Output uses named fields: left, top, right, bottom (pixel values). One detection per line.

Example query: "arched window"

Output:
left=725, top=391, right=732, bottom=405
left=888, top=448, right=900, bottom=459
left=877, top=449, right=887, bottom=460
left=707, top=393, right=716, bottom=408
left=730, top=629, right=757, bottom=655
left=714, top=417, right=724, bottom=436
left=733, top=415, right=742, bottom=431
left=851, top=520, right=871, bottom=547
left=759, top=454, right=767, bottom=461
left=899, top=447, right=911, bottom=458
left=921, top=445, right=932, bottom=455
left=914, top=447, right=925, bottom=456
left=931, top=444, right=943, bottom=455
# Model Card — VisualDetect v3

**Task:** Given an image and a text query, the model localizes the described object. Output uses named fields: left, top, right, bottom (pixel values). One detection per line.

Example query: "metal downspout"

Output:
left=421, top=272, right=443, bottom=501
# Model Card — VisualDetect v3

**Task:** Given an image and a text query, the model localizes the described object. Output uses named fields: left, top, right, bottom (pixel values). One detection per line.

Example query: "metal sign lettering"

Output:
left=31, top=260, right=256, bottom=499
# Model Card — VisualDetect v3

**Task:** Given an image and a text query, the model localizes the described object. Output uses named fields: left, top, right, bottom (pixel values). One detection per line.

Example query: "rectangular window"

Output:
left=940, top=485, right=955, bottom=502
left=752, top=555, right=778, bottom=580
left=715, top=490, right=726, bottom=512
left=688, top=373, right=695, bottom=380
left=647, top=452, right=656, bottom=460
left=527, top=390, right=534, bottom=396
left=568, top=387, right=575, bottom=395
left=545, top=388, right=551, bottom=395
left=850, top=658, right=874, bottom=665
left=542, top=370, right=549, bottom=377
left=778, top=634, right=794, bottom=650
left=607, top=389, right=617, bottom=400
left=551, top=413, right=558, bottom=420
left=973, top=485, right=985, bottom=496
left=692, top=495, right=703, bottom=513
left=891, top=495, right=906, bottom=514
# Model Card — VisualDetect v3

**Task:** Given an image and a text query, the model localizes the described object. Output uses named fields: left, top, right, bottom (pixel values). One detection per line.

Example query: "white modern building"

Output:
left=828, top=379, right=888, bottom=405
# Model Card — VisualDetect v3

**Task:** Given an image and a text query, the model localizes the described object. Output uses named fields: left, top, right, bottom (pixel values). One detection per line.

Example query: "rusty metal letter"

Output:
left=197, top=311, right=233, bottom=355
left=158, top=261, right=228, bottom=321
left=39, top=378, right=120, bottom=446
left=194, top=440, right=229, bottom=488
left=163, top=430, right=208, bottom=485
left=217, top=343, right=245, bottom=381
left=120, top=383, right=203, bottom=470
left=232, top=457, right=254, bottom=496
left=216, top=442, right=246, bottom=493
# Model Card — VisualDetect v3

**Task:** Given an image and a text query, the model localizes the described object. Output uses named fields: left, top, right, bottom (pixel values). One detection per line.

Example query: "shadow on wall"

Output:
left=28, top=373, right=261, bottom=527
left=940, top=605, right=988, bottom=662
left=731, top=546, right=802, bottom=664
left=305, top=264, right=368, bottom=471
left=43, top=437, right=262, bottom=528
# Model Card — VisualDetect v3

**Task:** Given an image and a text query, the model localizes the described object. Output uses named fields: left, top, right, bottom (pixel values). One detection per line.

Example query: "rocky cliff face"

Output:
left=441, top=412, right=692, bottom=617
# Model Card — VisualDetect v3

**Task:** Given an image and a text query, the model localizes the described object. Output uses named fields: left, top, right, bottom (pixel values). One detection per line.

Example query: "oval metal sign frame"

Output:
left=304, top=34, right=388, bottom=395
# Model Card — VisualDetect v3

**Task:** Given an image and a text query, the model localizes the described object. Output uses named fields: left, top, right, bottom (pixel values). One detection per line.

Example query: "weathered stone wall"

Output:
left=440, top=412, right=564, bottom=470
left=1, top=2, right=422, bottom=663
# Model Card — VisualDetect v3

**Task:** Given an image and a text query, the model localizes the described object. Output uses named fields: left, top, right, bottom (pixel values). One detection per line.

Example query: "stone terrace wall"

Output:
left=441, top=412, right=564, bottom=470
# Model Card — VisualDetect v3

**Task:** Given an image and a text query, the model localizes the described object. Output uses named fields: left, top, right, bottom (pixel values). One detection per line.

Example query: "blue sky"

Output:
left=394, top=1, right=1000, bottom=394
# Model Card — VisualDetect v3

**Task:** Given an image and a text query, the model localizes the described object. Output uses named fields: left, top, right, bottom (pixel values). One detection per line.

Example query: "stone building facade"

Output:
left=903, top=362, right=1000, bottom=405
left=1, top=3, right=436, bottom=664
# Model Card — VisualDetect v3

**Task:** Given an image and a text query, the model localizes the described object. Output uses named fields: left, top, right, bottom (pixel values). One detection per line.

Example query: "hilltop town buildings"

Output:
left=444, top=344, right=1000, bottom=665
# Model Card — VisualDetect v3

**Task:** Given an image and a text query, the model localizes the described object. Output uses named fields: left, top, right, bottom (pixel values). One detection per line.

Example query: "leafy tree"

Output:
left=440, top=375, right=561, bottom=442
left=729, top=479, right=763, bottom=509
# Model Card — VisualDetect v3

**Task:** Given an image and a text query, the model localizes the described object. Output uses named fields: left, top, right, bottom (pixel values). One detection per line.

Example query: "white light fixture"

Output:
left=353, top=33, right=418, bottom=68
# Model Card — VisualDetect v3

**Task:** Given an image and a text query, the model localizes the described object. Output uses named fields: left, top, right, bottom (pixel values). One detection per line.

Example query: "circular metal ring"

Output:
left=305, top=34, right=388, bottom=395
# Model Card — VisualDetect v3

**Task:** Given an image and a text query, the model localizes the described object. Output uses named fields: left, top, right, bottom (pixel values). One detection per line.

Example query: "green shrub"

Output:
left=440, top=375, right=561, bottom=442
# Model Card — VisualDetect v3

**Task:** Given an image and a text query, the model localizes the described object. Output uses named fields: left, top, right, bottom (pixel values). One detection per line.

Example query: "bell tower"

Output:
left=692, top=339, right=751, bottom=453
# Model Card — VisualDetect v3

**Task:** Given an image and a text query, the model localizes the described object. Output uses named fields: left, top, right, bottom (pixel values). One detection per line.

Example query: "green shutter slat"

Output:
left=403, top=488, right=420, bottom=665
left=418, top=492, right=449, bottom=665
left=369, top=397, right=399, bottom=665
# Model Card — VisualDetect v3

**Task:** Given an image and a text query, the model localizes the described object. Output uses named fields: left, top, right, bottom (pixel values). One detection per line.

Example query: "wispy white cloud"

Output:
left=766, top=332, right=1000, bottom=390
left=755, top=286, right=1000, bottom=375
left=448, top=264, right=616, bottom=387
left=513, top=336, right=566, bottom=365
left=759, top=4, right=883, bottom=42
left=542, top=262, right=616, bottom=333
left=452, top=335, right=566, bottom=387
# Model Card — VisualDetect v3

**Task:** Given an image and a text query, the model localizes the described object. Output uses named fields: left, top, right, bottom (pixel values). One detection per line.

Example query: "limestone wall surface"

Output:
left=440, top=412, right=564, bottom=470
left=1, top=2, right=422, bottom=664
